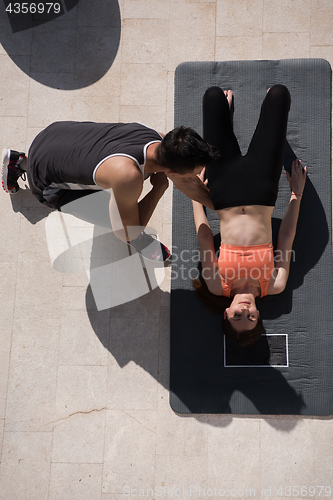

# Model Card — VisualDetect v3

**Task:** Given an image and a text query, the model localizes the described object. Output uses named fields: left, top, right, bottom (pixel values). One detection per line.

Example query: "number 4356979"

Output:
left=5, top=3, right=61, bottom=14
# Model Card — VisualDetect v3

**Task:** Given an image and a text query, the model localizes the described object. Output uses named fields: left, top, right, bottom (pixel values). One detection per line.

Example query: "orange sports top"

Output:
left=218, top=242, right=275, bottom=297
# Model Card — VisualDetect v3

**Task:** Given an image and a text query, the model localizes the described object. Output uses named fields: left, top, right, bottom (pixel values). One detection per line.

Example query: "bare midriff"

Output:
left=217, top=205, right=275, bottom=246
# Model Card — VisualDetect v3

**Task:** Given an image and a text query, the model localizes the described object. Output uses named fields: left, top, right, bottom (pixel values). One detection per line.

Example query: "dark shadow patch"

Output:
left=169, top=289, right=305, bottom=415
left=1, top=0, right=121, bottom=89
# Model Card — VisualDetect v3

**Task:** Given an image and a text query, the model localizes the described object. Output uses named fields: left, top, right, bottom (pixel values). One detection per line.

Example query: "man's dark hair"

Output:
left=156, top=126, right=219, bottom=174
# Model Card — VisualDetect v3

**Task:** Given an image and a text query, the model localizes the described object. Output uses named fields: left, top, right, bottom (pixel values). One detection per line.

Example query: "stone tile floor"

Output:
left=1, top=0, right=333, bottom=498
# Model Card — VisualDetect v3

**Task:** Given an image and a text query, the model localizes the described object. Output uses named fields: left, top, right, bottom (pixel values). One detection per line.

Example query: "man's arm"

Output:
left=96, top=157, right=168, bottom=241
left=138, top=172, right=169, bottom=227
left=110, top=172, right=168, bottom=242
left=269, top=159, right=307, bottom=294
left=168, top=172, right=214, bottom=210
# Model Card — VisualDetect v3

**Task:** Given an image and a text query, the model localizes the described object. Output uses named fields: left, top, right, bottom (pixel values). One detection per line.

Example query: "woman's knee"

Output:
left=203, top=86, right=227, bottom=106
left=268, top=84, right=291, bottom=108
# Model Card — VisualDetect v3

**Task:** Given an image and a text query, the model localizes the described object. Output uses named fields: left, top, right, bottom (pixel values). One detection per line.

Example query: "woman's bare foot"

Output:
left=224, top=90, right=233, bottom=110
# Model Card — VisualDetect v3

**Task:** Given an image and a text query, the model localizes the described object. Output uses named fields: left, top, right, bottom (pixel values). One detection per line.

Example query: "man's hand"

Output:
left=150, top=172, right=169, bottom=195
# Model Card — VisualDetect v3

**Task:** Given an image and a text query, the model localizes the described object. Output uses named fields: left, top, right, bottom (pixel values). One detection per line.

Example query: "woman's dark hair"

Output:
left=222, top=314, right=264, bottom=348
left=156, top=126, right=219, bottom=174
left=192, top=278, right=263, bottom=348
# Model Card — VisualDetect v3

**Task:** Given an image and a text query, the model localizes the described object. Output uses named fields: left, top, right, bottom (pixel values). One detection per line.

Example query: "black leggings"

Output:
left=203, top=84, right=291, bottom=210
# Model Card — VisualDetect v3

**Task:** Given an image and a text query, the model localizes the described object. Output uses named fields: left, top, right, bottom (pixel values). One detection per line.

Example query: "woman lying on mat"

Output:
left=192, top=85, right=307, bottom=347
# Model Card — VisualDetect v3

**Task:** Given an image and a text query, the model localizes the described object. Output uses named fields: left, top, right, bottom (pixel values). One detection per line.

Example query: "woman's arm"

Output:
left=192, top=169, right=223, bottom=295
left=269, top=159, right=307, bottom=294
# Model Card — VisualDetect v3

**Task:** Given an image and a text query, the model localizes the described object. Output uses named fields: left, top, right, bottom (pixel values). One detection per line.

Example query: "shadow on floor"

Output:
left=11, top=150, right=328, bottom=428
left=0, top=0, right=121, bottom=89
left=81, top=228, right=303, bottom=431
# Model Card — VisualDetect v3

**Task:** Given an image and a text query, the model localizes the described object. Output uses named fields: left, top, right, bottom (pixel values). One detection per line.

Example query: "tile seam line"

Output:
left=262, top=0, right=264, bottom=51
left=46, top=266, right=63, bottom=500
left=311, top=418, right=317, bottom=484
left=3, top=192, right=25, bottom=452
left=2, top=429, right=54, bottom=433
left=166, top=0, right=171, bottom=102
left=306, top=0, right=312, bottom=56
left=101, top=388, right=108, bottom=496
left=213, top=0, right=217, bottom=61
left=50, top=461, right=105, bottom=465
left=60, top=0, right=67, bottom=14
left=118, top=3, right=125, bottom=117
left=165, top=3, right=170, bottom=133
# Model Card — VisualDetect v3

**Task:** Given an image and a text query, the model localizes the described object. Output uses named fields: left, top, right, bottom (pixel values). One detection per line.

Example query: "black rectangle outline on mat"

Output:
left=224, top=334, right=289, bottom=368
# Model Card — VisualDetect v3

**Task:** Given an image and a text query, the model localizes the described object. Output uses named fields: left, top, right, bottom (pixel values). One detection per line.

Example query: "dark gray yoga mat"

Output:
left=170, top=59, right=332, bottom=415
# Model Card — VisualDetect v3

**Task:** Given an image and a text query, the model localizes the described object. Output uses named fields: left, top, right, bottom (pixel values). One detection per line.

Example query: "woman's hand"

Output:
left=285, top=159, right=307, bottom=195
left=168, top=167, right=214, bottom=209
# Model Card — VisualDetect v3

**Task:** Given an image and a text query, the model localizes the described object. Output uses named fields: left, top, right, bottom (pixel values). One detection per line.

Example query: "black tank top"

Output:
left=28, top=121, right=162, bottom=192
